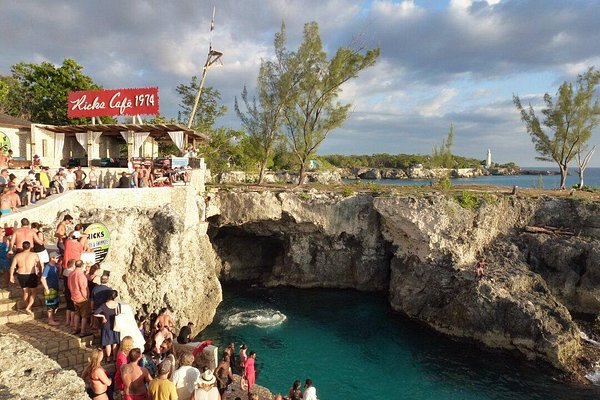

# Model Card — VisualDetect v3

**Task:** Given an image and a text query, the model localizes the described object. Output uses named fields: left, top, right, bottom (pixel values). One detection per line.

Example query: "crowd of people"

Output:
left=0, top=200, right=315, bottom=400
left=0, top=158, right=194, bottom=216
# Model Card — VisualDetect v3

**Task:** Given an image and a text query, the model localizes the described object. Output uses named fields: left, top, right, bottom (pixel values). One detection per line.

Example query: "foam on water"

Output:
left=221, top=308, right=287, bottom=329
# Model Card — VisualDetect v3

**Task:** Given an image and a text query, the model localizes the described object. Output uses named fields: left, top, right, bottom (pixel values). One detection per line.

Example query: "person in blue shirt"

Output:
left=40, top=252, right=61, bottom=326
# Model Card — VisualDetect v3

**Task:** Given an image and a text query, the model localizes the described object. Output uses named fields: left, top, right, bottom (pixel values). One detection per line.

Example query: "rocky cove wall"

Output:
left=3, top=186, right=221, bottom=330
left=208, top=189, right=600, bottom=376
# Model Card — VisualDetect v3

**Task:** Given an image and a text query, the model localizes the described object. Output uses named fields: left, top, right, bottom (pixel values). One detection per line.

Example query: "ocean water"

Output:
left=351, top=167, right=600, bottom=189
left=199, top=285, right=600, bottom=400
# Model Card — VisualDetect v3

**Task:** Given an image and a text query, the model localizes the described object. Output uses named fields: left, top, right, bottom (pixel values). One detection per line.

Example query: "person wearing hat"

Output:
left=192, top=369, right=220, bottom=400
left=148, top=359, right=177, bottom=400
left=62, top=230, right=83, bottom=269
left=40, top=252, right=61, bottom=326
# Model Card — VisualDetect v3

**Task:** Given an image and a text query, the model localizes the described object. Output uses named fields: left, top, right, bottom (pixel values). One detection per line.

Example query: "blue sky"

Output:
left=1, top=0, right=600, bottom=166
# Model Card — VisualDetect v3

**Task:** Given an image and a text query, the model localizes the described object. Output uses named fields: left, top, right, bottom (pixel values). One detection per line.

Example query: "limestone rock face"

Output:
left=518, top=199, right=600, bottom=315
left=62, top=205, right=222, bottom=330
left=0, top=333, right=88, bottom=400
left=373, top=194, right=580, bottom=372
left=357, top=168, right=381, bottom=180
left=210, top=189, right=593, bottom=375
left=211, top=190, right=389, bottom=290
left=381, top=168, right=408, bottom=179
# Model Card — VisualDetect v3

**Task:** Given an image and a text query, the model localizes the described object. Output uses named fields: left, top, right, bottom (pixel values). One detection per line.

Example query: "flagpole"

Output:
left=188, top=6, right=223, bottom=129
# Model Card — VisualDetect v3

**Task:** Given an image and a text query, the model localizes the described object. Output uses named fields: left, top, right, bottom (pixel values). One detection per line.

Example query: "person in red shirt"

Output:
left=63, top=231, right=83, bottom=269
left=67, top=260, right=90, bottom=336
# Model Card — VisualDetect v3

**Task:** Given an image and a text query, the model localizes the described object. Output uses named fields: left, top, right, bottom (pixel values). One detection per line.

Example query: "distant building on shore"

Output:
left=486, top=149, right=492, bottom=168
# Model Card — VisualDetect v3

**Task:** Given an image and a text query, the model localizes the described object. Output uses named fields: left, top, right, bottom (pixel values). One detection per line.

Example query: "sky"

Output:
left=2, top=0, right=600, bottom=167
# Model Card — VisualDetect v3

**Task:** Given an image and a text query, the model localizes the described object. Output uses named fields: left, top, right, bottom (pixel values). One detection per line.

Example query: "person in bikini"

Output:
left=122, top=348, right=152, bottom=400
left=8, top=241, right=41, bottom=315
left=82, top=348, right=112, bottom=400
left=0, top=185, right=20, bottom=215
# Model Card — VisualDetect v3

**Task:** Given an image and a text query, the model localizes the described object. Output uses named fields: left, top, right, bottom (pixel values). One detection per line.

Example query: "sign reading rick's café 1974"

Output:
left=67, top=87, right=160, bottom=118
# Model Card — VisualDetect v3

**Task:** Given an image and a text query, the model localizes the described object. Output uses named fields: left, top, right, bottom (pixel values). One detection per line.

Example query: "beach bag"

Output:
left=241, top=375, right=248, bottom=391
left=113, top=303, right=126, bottom=332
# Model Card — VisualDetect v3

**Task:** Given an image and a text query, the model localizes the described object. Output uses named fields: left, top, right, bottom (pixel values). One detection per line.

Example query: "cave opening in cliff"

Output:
left=208, top=224, right=285, bottom=282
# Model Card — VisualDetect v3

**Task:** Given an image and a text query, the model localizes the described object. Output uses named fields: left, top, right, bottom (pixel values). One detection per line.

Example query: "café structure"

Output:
left=0, top=87, right=209, bottom=168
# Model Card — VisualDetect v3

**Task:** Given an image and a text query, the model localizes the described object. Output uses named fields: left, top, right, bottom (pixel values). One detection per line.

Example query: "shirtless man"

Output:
left=74, top=166, right=87, bottom=189
left=54, top=214, right=73, bottom=255
left=8, top=241, right=41, bottom=315
left=154, top=308, right=175, bottom=332
left=0, top=185, right=20, bottom=215
left=10, top=218, right=38, bottom=254
left=122, top=348, right=152, bottom=400
left=475, top=252, right=485, bottom=279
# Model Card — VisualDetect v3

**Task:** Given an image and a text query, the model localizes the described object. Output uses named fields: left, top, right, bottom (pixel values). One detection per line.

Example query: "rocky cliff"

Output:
left=0, top=333, right=88, bottom=400
left=4, top=187, right=224, bottom=331
left=208, top=188, right=600, bottom=376
left=63, top=204, right=222, bottom=330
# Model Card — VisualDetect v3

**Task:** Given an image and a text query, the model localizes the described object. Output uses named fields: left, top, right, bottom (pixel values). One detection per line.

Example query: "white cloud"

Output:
left=1, top=0, right=600, bottom=165
left=420, top=88, right=459, bottom=117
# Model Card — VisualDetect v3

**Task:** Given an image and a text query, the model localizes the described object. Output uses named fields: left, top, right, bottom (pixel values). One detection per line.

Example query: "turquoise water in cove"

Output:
left=199, top=285, right=600, bottom=400
left=350, top=167, right=600, bottom=189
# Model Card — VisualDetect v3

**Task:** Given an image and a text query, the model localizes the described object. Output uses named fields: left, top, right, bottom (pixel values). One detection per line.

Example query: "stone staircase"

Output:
left=0, top=277, right=96, bottom=374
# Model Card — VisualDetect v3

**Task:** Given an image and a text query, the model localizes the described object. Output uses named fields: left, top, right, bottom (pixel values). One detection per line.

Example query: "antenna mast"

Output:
left=187, top=6, right=223, bottom=129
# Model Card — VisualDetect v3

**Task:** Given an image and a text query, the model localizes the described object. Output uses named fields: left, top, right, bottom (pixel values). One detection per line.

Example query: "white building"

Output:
left=0, top=113, right=208, bottom=168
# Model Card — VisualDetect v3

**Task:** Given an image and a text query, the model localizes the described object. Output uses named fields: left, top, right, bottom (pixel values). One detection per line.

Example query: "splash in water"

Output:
left=221, top=309, right=287, bottom=329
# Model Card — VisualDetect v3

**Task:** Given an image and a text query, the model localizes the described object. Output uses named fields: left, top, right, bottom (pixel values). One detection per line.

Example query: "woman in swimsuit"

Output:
left=82, top=348, right=112, bottom=400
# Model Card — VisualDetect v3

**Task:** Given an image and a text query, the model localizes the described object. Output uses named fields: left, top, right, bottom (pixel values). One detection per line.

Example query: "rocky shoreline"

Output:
left=211, top=165, right=560, bottom=185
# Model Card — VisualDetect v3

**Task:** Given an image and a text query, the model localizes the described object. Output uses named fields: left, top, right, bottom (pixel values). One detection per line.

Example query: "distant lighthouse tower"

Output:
left=486, top=149, right=492, bottom=168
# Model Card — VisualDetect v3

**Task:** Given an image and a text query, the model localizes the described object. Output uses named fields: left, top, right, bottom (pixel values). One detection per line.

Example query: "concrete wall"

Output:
left=1, top=164, right=207, bottom=228
left=0, top=186, right=202, bottom=231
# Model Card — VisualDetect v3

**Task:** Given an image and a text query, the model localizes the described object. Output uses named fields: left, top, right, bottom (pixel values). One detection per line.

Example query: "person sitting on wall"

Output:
left=176, top=322, right=194, bottom=344
left=0, top=185, right=21, bottom=215
left=117, top=172, right=130, bottom=188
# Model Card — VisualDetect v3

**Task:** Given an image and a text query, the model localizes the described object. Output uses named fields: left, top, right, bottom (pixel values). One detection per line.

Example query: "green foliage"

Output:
left=297, top=192, right=311, bottom=201
left=234, top=36, right=291, bottom=184
left=436, top=175, right=452, bottom=191
left=2, top=58, right=105, bottom=125
left=273, top=22, right=380, bottom=184
left=197, top=128, right=256, bottom=173
left=176, top=77, right=227, bottom=131
left=321, top=153, right=486, bottom=170
left=481, top=193, right=498, bottom=206
left=431, top=124, right=455, bottom=168
left=455, top=191, right=480, bottom=210
left=341, top=186, right=355, bottom=197
left=513, top=67, right=600, bottom=189
left=535, top=175, right=544, bottom=189
left=271, top=137, right=299, bottom=171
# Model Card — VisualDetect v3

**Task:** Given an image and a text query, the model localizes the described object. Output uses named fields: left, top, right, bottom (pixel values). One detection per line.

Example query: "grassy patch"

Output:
left=455, top=191, right=480, bottom=210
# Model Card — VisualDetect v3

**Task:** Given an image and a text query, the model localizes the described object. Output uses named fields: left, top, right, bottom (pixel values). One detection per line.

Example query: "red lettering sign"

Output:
left=67, top=87, right=160, bottom=118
